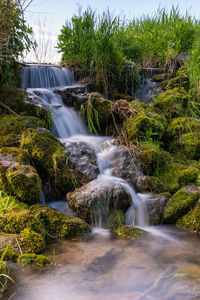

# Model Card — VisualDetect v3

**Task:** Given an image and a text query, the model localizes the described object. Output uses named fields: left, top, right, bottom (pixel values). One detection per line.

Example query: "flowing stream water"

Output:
left=4, top=64, right=200, bottom=300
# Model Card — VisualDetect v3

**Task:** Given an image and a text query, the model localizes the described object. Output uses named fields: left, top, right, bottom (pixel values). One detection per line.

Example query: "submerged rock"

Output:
left=0, top=147, right=41, bottom=204
left=164, top=186, right=200, bottom=223
left=67, top=178, right=132, bottom=224
left=61, top=140, right=99, bottom=180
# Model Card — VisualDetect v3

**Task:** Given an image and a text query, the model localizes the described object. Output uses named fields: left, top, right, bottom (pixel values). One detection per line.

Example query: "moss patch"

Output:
left=177, top=201, right=200, bottom=232
left=114, top=225, right=144, bottom=240
left=31, top=204, right=91, bottom=239
left=164, top=186, right=200, bottom=223
left=0, top=245, right=18, bottom=262
left=107, top=210, right=126, bottom=231
left=17, top=253, right=51, bottom=268
left=0, top=262, right=8, bottom=290
left=19, top=228, right=45, bottom=254
left=152, top=88, right=188, bottom=120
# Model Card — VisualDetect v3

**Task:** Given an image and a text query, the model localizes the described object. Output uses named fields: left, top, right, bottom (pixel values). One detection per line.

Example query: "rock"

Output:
left=54, top=85, right=87, bottom=106
left=107, top=210, right=126, bottom=231
left=0, top=233, right=19, bottom=253
left=0, top=147, right=41, bottom=204
left=19, top=228, right=46, bottom=254
left=164, top=186, right=200, bottom=223
left=67, top=178, right=132, bottom=224
left=141, top=68, right=164, bottom=78
left=112, top=147, right=142, bottom=184
left=145, top=194, right=168, bottom=225
left=20, top=128, right=92, bottom=198
left=136, top=176, right=165, bottom=194
left=31, top=204, right=91, bottom=239
left=114, top=225, right=145, bottom=240
left=62, top=140, right=99, bottom=181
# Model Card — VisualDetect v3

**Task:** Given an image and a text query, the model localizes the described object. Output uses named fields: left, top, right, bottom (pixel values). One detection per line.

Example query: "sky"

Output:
left=24, top=0, right=200, bottom=63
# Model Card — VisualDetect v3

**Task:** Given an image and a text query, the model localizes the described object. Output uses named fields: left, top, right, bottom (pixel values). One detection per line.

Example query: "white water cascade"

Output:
left=23, top=64, right=172, bottom=240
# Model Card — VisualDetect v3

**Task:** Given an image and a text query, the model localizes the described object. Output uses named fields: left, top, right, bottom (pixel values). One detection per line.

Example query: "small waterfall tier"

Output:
left=22, top=64, right=75, bottom=88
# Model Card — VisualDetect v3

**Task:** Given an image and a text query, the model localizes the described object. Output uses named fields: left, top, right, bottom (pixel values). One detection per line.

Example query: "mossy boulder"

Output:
left=20, top=128, right=89, bottom=196
left=0, top=114, right=45, bottom=136
left=165, top=117, right=200, bottom=159
left=107, top=210, right=126, bottom=231
left=114, top=225, right=145, bottom=240
left=152, top=88, right=188, bottom=119
left=17, top=253, right=51, bottom=268
left=0, top=192, right=27, bottom=214
left=177, top=201, right=200, bottom=232
left=161, top=67, right=189, bottom=91
left=164, top=186, right=200, bottom=223
left=19, top=228, right=46, bottom=253
left=135, top=176, right=165, bottom=193
left=0, top=147, right=41, bottom=204
left=125, top=111, right=166, bottom=141
left=0, top=245, right=18, bottom=262
left=31, top=204, right=90, bottom=239
left=0, top=134, right=21, bottom=148
left=0, top=209, right=45, bottom=237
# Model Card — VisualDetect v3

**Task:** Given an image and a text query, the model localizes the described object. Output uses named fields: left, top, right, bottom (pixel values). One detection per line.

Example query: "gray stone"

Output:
left=145, top=194, right=168, bottom=225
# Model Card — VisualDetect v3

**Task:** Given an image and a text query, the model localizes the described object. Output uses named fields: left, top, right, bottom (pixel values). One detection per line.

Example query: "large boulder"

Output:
left=67, top=178, right=132, bottom=224
left=61, top=139, right=99, bottom=181
left=20, top=128, right=92, bottom=197
left=164, top=186, right=200, bottom=223
left=145, top=194, right=169, bottom=225
left=135, top=176, right=165, bottom=194
left=0, top=147, right=41, bottom=204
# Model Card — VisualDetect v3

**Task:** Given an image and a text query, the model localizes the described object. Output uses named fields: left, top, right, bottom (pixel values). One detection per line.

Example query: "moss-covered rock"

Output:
left=114, top=225, right=145, bottom=240
left=177, top=201, right=200, bottom=232
left=20, top=128, right=88, bottom=196
left=0, top=245, right=18, bottom=262
left=0, top=147, right=41, bottom=204
left=31, top=204, right=90, bottom=239
left=152, top=88, right=188, bottom=119
left=161, top=67, right=189, bottom=91
left=0, top=115, right=45, bottom=136
left=165, top=117, right=200, bottom=159
left=125, top=111, right=166, bottom=141
left=178, top=167, right=199, bottom=186
left=135, top=176, right=165, bottom=193
left=19, top=228, right=45, bottom=253
left=107, top=210, right=126, bottom=231
left=0, top=209, right=45, bottom=237
left=0, top=192, right=28, bottom=214
left=152, top=73, right=168, bottom=82
left=0, top=134, right=21, bottom=148
left=164, top=186, right=200, bottom=223
left=17, top=253, right=51, bottom=268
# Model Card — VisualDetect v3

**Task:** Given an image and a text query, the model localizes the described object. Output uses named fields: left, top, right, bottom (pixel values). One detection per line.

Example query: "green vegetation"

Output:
left=17, top=253, right=51, bottom=268
left=114, top=225, right=144, bottom=240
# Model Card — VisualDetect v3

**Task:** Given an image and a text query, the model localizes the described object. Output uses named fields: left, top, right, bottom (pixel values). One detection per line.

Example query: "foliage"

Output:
left=0, top=0, right=34, bottom=87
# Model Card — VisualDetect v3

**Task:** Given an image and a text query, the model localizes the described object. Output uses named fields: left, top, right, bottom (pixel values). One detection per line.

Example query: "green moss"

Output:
left=107, top=210, right=126, bottom=231
left=0, top=209, right=45, bottom=237
left=17, top=253, right=51, bottom=268
left=161, top=68, right=189, bottom=91
left=152, top=73, right=168, bottom=82
left=0, top=134, right=21, bottom=148
left=20, top=128, right=82, bottom=195
left=31, top=204, right=91, bottom=239
left=178, top=167, right=199, bottom=186
left=114, top=225, right=144, bottom=240
left=152, top=88, right=188, bottom=119
left=125, top=111, right=166, bottom=141
left=19, top=228, right=46, bottom=254
left=0, top=147, right=41, bottom=204
left=136, top=176, right=165, bottom=193
left=177, top=201, right=200, bottom=232
left=0, top=262, right=8, bottom=289
left=164, top=186, right=200, bottom=223
left=0, top=245, right=18, bottom=262
left=0, top=191, right=27, bottom=213
left=0, top=115, right=45, bottom=136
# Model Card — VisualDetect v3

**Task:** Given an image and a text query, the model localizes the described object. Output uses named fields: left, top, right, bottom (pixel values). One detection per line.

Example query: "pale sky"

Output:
left=24, top=0, right=200, bottom=63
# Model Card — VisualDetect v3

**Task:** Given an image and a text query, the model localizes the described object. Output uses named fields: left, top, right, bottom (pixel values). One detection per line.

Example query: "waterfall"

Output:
left=22, top=64, right=75, bottom=88
left=23, top=64, right=163, bottom=235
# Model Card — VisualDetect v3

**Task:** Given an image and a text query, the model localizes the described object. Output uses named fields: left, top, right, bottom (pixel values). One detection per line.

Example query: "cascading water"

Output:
left=23, top=64, right=170, bottom=239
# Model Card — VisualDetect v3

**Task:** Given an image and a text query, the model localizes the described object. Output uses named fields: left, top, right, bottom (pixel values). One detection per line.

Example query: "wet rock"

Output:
left=136, top=176, right=165, bottom=194
left=54, top=85, right=87, bottom=106
left=0, top=147, right=41, bottom=204
left=17, top=253, right=51, bottom=268
left=114, top=225, right=145, bottom=240
left=67, top=178, right=132, bottom=224
left=62, top=140, right=99, bottom=180
left=145, top=194, right=168, bottom=225
left=112, top=147, right=142, bottom=184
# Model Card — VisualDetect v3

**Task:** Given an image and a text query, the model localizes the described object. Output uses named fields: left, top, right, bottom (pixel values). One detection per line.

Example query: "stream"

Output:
left=4, top=65, right=200, bottom=300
